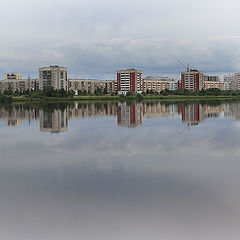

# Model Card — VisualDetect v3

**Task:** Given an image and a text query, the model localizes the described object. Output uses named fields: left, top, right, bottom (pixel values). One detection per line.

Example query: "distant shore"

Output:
left=10, top=95, right=240, bottom=103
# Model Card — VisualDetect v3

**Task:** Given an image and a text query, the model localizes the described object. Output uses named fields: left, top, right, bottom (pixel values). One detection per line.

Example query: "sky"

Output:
left=1, top=0, right=240, bottom=79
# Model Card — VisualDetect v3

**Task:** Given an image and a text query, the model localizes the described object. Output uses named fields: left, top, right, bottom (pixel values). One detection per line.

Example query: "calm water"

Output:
left=1, top=101, right=240, bottom=240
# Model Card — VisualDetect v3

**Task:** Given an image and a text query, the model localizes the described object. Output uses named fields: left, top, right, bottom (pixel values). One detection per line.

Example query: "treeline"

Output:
left=2, top=87, right=240, bottom=98
left=3, top=87, right=75, bottom=98
left=77, top=88, right=116, bottom=96
left=147, top=88, right=240, bottom=96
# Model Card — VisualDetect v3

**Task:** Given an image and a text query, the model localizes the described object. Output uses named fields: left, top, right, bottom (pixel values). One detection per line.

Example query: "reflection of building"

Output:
left=4, top=119, right=22, bottom=127
left=2, top=102, right=240, bottom=131
left=179, top=104, right=204, bottom=126
left=143, top=102, right=177, bottom=118
left=117, top=103, right=142, bottom=128
left=40, top=109, right=68, bottom=133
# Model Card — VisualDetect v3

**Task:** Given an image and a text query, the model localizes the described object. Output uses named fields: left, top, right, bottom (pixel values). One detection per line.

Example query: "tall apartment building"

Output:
left=224, top=75, right=234, bottom=90
left=39, top=65, right=68, bottom=90
left=232, top=73, right=240, bottom=91
left=4, top=73, right=22, bottom=81
left=179, top=70, right=204, bottom=91
left=117, top=69, right=142, bottom=94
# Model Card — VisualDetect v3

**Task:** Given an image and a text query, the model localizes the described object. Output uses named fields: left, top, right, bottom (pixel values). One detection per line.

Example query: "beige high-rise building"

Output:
left=39, top=65, right=68, bottom=90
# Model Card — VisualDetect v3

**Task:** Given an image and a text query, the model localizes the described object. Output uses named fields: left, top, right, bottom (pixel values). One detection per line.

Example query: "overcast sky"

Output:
left=1, top=0, right=240, bottom=79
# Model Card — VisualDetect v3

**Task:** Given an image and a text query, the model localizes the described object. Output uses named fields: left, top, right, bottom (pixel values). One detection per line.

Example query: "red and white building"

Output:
left=117, top=69, right=142, bottom=94
left=179, top=69, right=204, bottom=91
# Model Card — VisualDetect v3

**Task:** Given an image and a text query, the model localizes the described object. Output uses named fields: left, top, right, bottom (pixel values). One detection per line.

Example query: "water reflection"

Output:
left=1, top=101, right=240, bottom=239
left=40, top=110, right=68, bottom=134
left=1, top=101, right=240, bottom=132
left=117, top=103, right=142, bottom=128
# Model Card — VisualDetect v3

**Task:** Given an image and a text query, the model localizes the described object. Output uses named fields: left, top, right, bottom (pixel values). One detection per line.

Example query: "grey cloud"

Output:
left=1, top=0, right=240, bottom=78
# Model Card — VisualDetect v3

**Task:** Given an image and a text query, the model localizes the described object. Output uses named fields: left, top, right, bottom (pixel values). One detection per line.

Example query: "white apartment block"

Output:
left=180, top=70, right=205, bottom=91
left=168, top=79, right=178, bottom=91
left=224, top=75, right=234, bottom=90
left=117, top=69, right=142, bottom=94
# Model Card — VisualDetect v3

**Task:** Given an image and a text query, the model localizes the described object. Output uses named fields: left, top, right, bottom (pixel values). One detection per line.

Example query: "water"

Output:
left=1, top=101, right=240, bottom=240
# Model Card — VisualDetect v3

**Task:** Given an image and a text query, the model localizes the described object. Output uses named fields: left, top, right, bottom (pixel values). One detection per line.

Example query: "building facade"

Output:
left=68, top=79, right=116, bottom=95
left=232, top=73, right=240, bottom=91
left=4, top=73, right=22, bottom=81
left=179, top=70, right=205, bottom=91
left=142, top=76, right=169, bottom=93
left=204, top=75, right=220, bottom=82
left=224, top=75, right=234, bottom=90
left=0, top=78, right=39, bottom=93
left=39, top=65, right=68, bottom=90
left=117, top=69, right=142, bottom=94
left=204, top=76, right=224, bottom=90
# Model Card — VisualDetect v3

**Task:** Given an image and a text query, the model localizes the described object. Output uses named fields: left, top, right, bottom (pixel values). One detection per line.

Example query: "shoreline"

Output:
left=10, top=95, right=240, bottom=103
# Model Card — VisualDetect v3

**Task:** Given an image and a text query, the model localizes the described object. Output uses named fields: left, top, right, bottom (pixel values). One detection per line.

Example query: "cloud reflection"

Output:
left=0, top=101, right=240, bottom=239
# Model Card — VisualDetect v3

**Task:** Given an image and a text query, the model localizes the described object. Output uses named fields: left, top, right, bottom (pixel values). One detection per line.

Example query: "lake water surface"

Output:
left=1, top=101, right=240, bottom=240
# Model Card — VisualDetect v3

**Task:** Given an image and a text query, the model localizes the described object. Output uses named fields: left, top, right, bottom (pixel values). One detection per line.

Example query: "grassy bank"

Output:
left=11, top=95, right=240, bottom=103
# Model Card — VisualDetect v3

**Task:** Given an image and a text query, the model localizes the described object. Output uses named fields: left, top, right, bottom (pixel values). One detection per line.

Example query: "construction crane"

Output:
left=178, top=60, right=190, bottom=72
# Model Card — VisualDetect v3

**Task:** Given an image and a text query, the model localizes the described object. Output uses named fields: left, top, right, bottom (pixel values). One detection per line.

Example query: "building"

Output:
left=204, top=81, right=224, bottom=90
left=204, top=76, right=224, bottom=90
left=0, top=78, right=39, bottom=93
left=4, top=73, right=22, bottom=81
left=179, top=70, right=205, bottom=91
left=232, top=73, right=240, bottom=91
left=69, top=79, right=116, bottom=95
left=39, top=65, right=68, bottom=90
left=204, top=75, right=220, bottom=82
left=224, top=75, right=234, bottom=90
left=117, top=69, right=142, bottom=94
left=142, top=76, right=169, bottom=93
left=168, top=79, right=178, bottom=91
